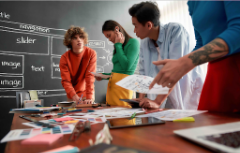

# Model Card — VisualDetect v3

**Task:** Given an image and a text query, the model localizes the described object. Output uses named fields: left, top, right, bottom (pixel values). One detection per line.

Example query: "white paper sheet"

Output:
left=116, top=74, right=170, bottom=94
left=88, top=108, right=144, bottom=119
left=1, top=124, right=75, bottom=143
left=137, top=109, right=207, bottom=121
left=90, top=72, right=110, bottom=79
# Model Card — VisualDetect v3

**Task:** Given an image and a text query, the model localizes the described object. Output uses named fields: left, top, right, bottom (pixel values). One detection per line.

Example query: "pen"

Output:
left=78, top=94, right=83, bottom=105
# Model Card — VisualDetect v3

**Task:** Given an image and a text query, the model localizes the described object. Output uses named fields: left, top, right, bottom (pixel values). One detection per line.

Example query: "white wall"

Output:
left=156, top=1, right=208, bottom=75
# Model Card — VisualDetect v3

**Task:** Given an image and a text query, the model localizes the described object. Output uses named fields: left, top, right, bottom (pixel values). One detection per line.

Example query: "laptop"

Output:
left=174, top=121, right=240, bottom=153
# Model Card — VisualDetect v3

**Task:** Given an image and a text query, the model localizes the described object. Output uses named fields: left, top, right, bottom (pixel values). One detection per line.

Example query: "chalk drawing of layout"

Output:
left=0, top=19, right=68, bottom=55
left=51, top=36, right=68, bottom=56
left=0, top=19, right=66, bottom=36
left=0, top=75, right=24, bottom=89
left=87, top=40, right=105, bottom=48
left=0, top=29, right=50, bottom=55
left=97, top=65, right=104, bottom=73
left=0, top=20, right=68, bottom=93
left=0, top=53, right=24, bottom=75
left=51, top=56, right=61, bottom=79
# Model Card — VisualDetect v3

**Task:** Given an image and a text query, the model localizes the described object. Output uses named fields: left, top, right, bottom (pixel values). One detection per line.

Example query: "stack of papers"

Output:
left=21, top=134, right=63, bottom=145
left=116, top=74, right=170, bottom=94
left=10, top=107, right=60, bottom=113
left=1, top=124, right=75, bottom=143
left=137, top=109, right=207, bottom=121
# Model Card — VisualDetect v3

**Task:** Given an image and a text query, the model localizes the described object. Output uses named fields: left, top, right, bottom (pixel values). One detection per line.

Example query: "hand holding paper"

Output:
left=116, top=74, right=170, bottom=94
left=90, top=72, right=111, bottom=79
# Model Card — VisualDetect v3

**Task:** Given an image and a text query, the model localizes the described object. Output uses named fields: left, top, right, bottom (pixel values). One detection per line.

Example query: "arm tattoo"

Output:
left=188, top=39, right=228, bottom=65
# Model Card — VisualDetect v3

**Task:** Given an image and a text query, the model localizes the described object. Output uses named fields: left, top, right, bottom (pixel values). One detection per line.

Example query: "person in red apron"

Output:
left=150, top=1, right=240, bottom=113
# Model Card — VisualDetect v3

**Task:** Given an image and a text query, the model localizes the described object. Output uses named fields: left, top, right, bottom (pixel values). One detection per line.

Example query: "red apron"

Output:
left=198, top=53, right=240, bottom=113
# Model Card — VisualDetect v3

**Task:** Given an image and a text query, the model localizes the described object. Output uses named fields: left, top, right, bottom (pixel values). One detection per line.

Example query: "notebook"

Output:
left=21, top=134, right=63, bottom=145
left=174, top=121, right=240, bottom=153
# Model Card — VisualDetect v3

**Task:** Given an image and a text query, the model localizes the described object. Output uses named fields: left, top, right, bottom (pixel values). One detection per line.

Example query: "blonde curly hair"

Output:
left=63, top=26, right=88, bottom=49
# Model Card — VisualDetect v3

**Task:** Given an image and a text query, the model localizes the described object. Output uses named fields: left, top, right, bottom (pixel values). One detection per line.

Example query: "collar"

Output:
left=148, top=23, right=165, bottom=49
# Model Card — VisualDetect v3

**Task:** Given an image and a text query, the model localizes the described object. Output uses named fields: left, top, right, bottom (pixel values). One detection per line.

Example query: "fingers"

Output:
left=132, top=98, right=141, bottom=101
left=143, top=101, right=150, bottom=108
left=149, top=71, right=162, bottom=89
left=114, top=31, right=124, bottom=43
left=139, top=100, right=144, bottom=107
left=78, top=100, right=83, bottom=105
left=162, top=81, right=173, bottom=88
left=82, top=100, right=93, bottom=104
left=94, top=76, right=102, bottom=81
left=139, top=99, right=151, bottom=108
left=152, top=59, right=168, bottom=65
left=139, top=98, right=147, bottom=107
left=120, top=32, right=124, bottom=40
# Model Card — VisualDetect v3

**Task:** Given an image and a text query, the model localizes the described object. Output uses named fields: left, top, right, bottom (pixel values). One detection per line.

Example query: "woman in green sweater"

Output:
left=95, top=20, right=140, bottom=107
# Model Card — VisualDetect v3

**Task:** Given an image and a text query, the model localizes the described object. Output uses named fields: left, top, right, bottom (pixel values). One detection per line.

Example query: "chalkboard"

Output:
left=0, top=1, right=139, bottom=105
left=0, top=2, right=140, bottom=143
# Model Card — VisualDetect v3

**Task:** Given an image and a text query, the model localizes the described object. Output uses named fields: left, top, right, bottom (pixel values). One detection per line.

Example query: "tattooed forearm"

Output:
left=188, top=39, right=228, bottom=65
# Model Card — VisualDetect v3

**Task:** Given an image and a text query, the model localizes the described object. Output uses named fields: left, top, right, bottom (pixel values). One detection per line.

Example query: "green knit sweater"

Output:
left=103, top=38, right=140, bottom=77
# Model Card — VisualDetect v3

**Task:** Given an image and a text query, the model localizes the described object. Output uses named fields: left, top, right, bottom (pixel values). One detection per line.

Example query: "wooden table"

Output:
left=4, top=107, right=240, bottom=153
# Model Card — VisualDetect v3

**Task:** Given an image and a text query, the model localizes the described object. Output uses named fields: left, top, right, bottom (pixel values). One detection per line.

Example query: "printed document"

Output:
left=116, top=74, right=170, bottom=94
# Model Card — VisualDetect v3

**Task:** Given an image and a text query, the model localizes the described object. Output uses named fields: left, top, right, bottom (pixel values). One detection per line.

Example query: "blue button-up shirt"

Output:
left=139, top=23, right=205, bottom=109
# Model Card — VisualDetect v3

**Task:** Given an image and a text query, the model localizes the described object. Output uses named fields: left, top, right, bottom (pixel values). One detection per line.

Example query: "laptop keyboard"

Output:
left=199, top=131, right=240, bottom=148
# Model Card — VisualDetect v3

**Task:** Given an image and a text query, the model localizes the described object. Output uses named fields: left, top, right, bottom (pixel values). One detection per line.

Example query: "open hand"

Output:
left=149, top=58, right=194, bottom=89
left=83, top=99, right=93, bottom=104
left=95, top=76, right=102, bottom=81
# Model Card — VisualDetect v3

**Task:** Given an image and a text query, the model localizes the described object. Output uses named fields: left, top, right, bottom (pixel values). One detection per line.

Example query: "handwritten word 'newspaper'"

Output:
left=116, top=74, right=170, bottom=94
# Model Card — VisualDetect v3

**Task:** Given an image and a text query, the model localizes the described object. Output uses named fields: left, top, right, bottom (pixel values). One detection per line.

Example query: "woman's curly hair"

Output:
left=63, top=26, right=88, bottom=49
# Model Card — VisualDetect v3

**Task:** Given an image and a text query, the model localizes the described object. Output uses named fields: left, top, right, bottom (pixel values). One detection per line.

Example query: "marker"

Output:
left=87, top=109, right=95, bottom=112
left=130, top=112, right=136, bottom=119
left=66, top=109, right=82, bottom=113
left=57, top=113, right=65, bottom=116
left=78, top=94, right=83, bottom=105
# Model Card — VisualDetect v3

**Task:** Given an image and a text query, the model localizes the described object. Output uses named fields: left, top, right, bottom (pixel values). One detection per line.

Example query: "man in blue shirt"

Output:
left=129, top=2, right=205, bottom=109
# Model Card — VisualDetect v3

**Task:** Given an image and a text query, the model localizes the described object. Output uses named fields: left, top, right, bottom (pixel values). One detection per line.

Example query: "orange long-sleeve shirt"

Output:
left=60, top=47, right=97, bottom=99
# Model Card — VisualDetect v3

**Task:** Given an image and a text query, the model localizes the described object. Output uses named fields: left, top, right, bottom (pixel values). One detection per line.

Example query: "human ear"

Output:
left=147, top=22, right=153, bottom=30
left=115, top=26, right=120, bottom=32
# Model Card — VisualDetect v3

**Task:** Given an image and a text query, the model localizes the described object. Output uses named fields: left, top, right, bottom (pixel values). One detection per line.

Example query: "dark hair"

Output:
left=129, top=1, right=160, bottom=27
left=102, top=20, right=132, bottom=54
left=64, top=26, right=88, bottom=49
